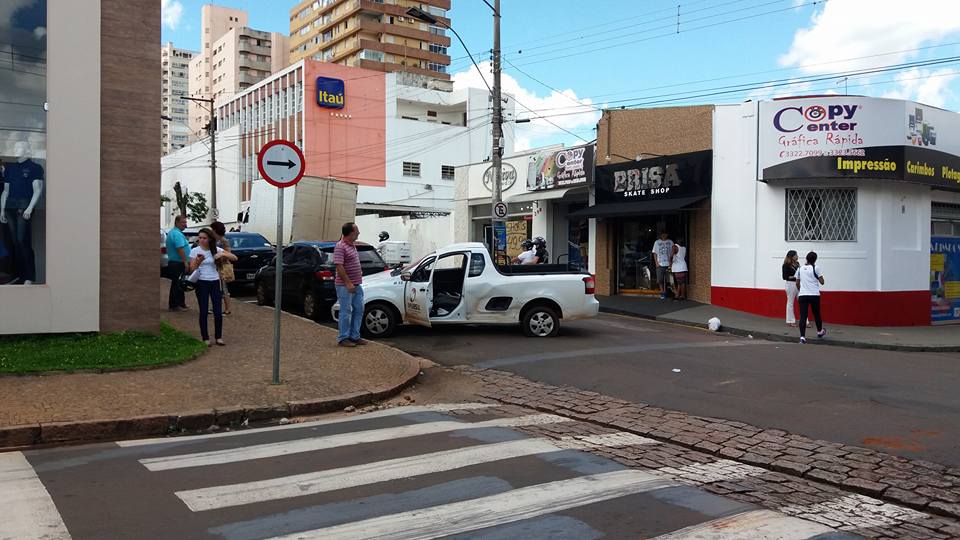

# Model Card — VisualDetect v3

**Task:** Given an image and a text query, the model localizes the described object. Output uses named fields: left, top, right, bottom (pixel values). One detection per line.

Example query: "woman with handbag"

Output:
left=782, top=250, right=800, bottom=326
left=211, top=221, right=234, bottom=315
left=189, top=228, right=237, bottom=346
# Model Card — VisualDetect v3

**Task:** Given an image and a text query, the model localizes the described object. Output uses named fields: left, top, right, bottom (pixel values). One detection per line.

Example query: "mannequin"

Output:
left=0, top=141, right=45, bottom=285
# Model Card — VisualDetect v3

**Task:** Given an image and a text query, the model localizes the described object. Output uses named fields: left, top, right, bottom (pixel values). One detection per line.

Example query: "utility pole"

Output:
left=490, top=0, right=503, bottom=263
left=181, top=96, right=218, bottom=220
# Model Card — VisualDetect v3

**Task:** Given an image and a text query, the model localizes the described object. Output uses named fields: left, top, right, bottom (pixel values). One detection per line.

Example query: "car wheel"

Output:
left=256, top=281, right=272, bottom=306
left=522, top=306, right=560, bottom=337
left=362, top=303, right=397, bottom=339
left=303, top=289, right=320, bottom=320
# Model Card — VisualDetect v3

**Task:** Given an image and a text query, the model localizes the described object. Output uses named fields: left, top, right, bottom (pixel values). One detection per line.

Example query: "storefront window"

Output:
left=617, top=215, right=685, bottom=293
left=785, top=188, right=857, bottom=242
left=1, top=0, right=46, bottom=285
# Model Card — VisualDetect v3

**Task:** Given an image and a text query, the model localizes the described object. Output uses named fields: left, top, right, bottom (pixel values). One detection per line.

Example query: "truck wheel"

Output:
left=303, top=289, right=320, bottom=320
left=522, top=306, right=560, bottom=337
left=362, top=303, right=397, bottom=339
left=256, top=281, right=272, bottom=306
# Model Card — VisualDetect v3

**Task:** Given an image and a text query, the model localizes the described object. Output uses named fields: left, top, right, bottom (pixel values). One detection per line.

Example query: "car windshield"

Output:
left=227, top=233, right=271, bottom=249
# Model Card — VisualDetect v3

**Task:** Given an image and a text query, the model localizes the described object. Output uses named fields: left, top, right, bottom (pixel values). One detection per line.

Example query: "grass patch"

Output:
left=0, top=322, right=206, bottom=374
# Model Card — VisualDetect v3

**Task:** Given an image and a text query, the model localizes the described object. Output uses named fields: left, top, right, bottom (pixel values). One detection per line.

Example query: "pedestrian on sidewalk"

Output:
left=652, top=231, right=674, bottom=299
left=334, top=222, right=366, bottom=347
left=782, top=250, right=800, bottom=326
left=189, top=228, right=237, bottom=347
left=210, top=221, right=234, bottom=315
left=671, top=238, right=688, bottom=301
left=796, top=251, right=826, bottom=344
left=165, top=215, right=190, bottom=312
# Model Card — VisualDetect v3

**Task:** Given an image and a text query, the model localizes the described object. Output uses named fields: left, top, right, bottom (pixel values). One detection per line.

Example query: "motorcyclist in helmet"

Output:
left=532, top=236, right=549, bottom=264
left=513, top=239, right=537, bottom=265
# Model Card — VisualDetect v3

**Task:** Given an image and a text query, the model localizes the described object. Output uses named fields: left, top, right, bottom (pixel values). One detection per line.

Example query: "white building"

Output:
left=711, top=96, right=960, bottom=326
left=161, top=42, right=196, bottom=155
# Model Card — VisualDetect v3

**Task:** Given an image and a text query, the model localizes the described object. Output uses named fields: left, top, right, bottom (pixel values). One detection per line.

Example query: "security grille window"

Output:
left=785, top=188, right=857, bottom=241
left=441, top=165, right=455, bottom=180
left=403, top=161, right=421, bottom=177
left=932, top=202, right=960, bottom=237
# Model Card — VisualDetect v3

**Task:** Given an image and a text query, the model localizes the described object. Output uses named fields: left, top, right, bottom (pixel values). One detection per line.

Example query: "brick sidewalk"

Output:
left=0, top=284, right=418, bottom=430
left=459, top=366, right=960, bottom=528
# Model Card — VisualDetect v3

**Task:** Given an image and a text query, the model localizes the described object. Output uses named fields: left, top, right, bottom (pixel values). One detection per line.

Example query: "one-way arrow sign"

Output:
left=267, top=159, right=296, bottom=169
left=258, top=140, right=306, bottom=188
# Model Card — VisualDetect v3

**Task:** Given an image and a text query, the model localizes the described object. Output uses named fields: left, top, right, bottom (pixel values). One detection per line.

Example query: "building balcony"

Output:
left=238, top=71, right=265, bottom=85
left=238, top=41, right=272, bottom=56
left=359, top=58, right=451, bottom=81
left=358, top=17, right=451, bottom=47
left=360, top=39, right=450, bottom=66
left=238, top=55, right=272, bottom=71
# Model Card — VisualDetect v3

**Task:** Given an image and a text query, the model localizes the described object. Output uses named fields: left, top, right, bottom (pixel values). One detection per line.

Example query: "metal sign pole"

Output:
left=272, top=187, right=284, bottom=385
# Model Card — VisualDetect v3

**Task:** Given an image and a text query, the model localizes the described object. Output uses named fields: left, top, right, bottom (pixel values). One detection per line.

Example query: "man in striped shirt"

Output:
left=334, top=222, right=365, bottom=347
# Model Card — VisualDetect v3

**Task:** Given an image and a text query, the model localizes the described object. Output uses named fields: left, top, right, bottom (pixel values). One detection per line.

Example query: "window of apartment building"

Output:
left=785, top=188, right=857, bottom=242
left=426, top=62, right=446, bottom=73
left=299, top=25, right=311, bottom=36
left=429, top=43, right=447, bottom=55
left=359, top=49, right=384, bottom=62
left=402, top=162, right=421, bottom=177
left=322, top=30, right=333, bottom=42
left=322, top=47, right=334, bottom=61
left=441, top=165, right=455, bottom=181
left=298, top=7, right=312, bottom=18
left=429, top=25, right=445, bottom=36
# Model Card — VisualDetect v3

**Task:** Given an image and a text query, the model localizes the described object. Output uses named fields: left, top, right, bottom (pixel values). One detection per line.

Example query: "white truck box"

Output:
left=245, top=176, right=357, bottom=244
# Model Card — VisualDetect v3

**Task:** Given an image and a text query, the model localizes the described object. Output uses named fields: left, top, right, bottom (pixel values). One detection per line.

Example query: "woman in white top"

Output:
left=671, top=239, right=688, bottom=300
left=795, top=251, right=826, bottom=344
left=188, top=228, right=237, bottom=346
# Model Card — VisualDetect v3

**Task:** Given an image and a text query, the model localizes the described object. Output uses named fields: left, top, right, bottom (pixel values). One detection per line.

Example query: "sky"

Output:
left=161, top=0, right=960, bottom=151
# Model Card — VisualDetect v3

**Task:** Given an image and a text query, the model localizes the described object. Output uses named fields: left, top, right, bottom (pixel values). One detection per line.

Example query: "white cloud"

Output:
left=161, top=0, right=184, bottom=31
left=780, top=0, right=960, bottom=74
left=881, top=68, right=958, bottom=107
left=452, top=61, right=600, bottom=151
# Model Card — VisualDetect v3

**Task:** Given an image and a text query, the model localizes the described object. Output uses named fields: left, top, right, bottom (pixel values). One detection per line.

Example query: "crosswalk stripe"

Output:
left=178, top=431, right=658, bottom=512
left=117, top=403, right=495, bottom=448
left=0, top=452, right=72, bottom=540
left=139, top=413, right=568, bottom=471
left=264, top=469, right=675, bottom=540
left=177, top=438, right=563, bottom=511
left=649, top=509, right=834, bottom=539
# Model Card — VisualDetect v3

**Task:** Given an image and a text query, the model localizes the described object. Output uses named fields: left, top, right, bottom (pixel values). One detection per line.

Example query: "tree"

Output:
left=160, top=194, right=171, bottom=207
left=173, top=182, right=188, bottom=218
left=186, top=192, right=209, bottom=223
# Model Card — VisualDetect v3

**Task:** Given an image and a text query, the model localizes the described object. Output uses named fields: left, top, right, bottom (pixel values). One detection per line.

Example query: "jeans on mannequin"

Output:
left=6, top=209, right=35, bottom=283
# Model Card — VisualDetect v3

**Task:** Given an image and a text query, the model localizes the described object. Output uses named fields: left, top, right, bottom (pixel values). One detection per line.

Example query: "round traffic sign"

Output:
left=258, top=139, right=306, bottom=188
left=493, top=201, right=508, bottom=219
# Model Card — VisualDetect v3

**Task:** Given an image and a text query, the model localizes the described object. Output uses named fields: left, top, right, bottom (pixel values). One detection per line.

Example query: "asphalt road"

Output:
left=4, top=404, right=853, bottom=539
left=372, top=314, right=960, bottom=467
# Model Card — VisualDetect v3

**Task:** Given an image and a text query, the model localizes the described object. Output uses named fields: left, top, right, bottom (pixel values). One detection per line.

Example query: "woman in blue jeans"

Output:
left=188, top=228, right=237, bottom=346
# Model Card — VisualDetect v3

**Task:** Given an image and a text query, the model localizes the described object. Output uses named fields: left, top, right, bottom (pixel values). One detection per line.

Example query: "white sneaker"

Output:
left=817, top=329, right=827, bottom=338
left=799, top=337, right=806, bottom=344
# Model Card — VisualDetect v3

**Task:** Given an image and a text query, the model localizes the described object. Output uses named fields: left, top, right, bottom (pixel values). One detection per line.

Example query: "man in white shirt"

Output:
left=651, top=232, right=674, bottom=299
left=513, top=239, right=538, bottom=265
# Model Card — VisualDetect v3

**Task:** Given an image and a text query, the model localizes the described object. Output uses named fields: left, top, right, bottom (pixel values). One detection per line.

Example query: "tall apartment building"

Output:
left=186, top=5, right=288, bottom=141
left=288, top=0, right=451, bottom=82
left=161, top=42, right=196, bottom=155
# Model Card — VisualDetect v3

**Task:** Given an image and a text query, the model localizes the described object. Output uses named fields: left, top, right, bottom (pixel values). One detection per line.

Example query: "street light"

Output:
left=406, top=3, right=505, bottom=263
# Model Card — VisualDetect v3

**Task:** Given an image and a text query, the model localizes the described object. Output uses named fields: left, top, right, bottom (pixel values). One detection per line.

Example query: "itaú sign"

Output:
left=316, top=76, right=345, bottom=109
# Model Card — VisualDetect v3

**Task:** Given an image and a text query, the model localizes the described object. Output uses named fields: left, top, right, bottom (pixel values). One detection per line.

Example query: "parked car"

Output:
left=254, top=241, right=390, bottom=320
left=224, top=232, right=275, bottom=289
left=332, top=242, right=599, bottom=338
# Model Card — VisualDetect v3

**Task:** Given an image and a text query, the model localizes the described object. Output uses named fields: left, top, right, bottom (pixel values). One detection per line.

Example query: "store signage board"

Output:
left=594, top=150, right=712, bottom=204
left=483, top=163, right=517, bottom=192
left=316, top=76, right=345, bottom=109
left=527, top=143, right=595, bottom=191
left=758, top=96, right=960, bottom=191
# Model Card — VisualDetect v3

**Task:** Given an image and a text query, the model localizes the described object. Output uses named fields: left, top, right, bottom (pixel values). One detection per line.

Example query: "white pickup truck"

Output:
left=333, top=242, right=599, bottom=338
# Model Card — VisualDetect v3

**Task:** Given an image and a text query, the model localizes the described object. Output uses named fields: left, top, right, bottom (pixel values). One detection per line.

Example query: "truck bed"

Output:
left=499, top=264, right=588, bottom=275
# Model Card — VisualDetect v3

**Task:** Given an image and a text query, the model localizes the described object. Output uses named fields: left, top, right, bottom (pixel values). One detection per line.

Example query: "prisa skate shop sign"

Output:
left=595, top=150, right=712, bottom=204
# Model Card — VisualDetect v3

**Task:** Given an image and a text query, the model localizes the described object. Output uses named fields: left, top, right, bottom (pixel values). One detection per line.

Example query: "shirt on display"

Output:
left=1, top=159, right=44, bottom=207
left=190, top=246, right=221, bottom=281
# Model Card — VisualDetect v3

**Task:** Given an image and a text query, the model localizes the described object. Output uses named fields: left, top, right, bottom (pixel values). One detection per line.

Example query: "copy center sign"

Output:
left=258, top=140, right=306, bottom=188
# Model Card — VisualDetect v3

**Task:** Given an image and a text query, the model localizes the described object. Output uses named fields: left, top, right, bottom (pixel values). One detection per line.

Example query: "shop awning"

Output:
left=567, top=195, right=708, bottom=219
left=505, top=186, right=586, bottom=204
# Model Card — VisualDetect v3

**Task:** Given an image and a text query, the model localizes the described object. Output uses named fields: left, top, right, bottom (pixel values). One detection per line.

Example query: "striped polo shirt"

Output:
left=333, top=240, right=362, bottom=286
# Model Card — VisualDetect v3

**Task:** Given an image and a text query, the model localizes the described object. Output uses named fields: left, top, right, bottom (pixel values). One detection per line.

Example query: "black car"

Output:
left=254, top=241, right=389, bottom=320
left=224, top=232, right=276, bottom=289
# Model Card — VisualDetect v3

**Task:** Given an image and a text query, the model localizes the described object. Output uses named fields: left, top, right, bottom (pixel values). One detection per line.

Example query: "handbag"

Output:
left=220, top=261, right=235, bottom=283
left=180, top=270, right=199, bottom=292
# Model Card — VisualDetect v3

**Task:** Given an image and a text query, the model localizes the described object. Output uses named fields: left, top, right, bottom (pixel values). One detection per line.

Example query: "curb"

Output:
left=601, top=307, right=960, bottom=353
left=0, top=355, right=421, bottom=452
